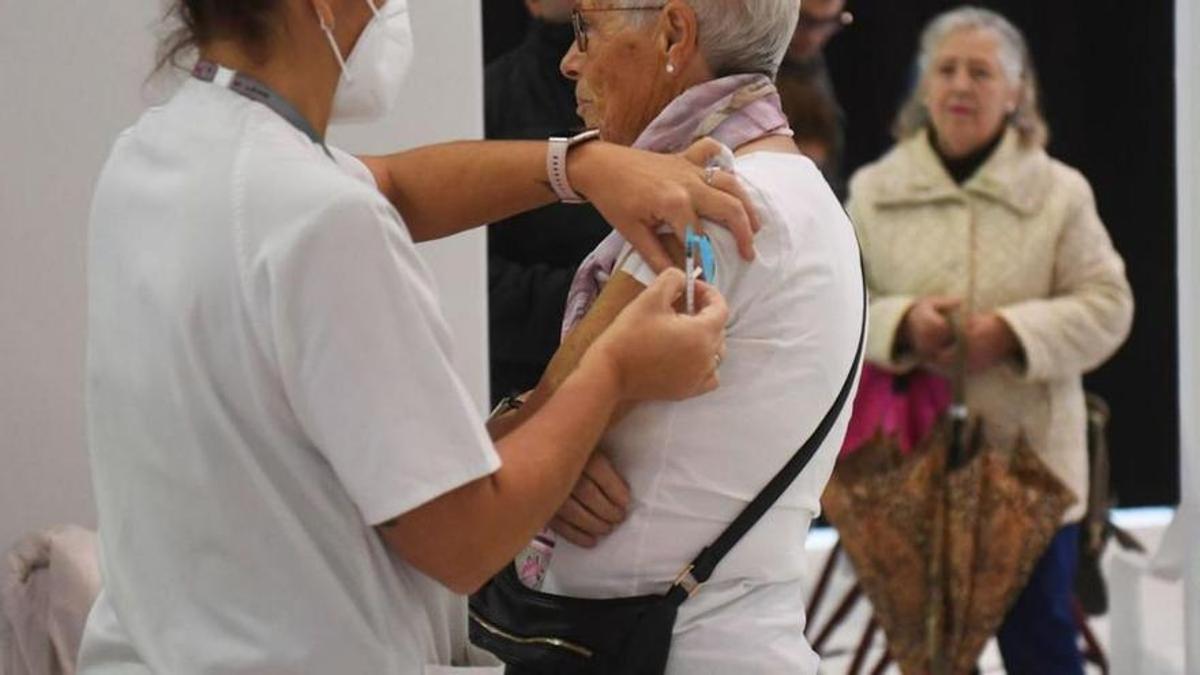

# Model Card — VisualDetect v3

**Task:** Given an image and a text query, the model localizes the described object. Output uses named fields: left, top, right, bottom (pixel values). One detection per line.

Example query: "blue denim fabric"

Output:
left=995, top=524, right=1084, bottom=675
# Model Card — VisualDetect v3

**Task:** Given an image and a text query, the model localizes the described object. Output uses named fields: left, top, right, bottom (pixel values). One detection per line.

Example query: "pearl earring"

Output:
left=666, top=63, right=676, bottom=74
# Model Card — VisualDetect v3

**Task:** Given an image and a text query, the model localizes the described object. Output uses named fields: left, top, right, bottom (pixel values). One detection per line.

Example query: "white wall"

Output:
left=0, top=1, right=486, bottom=553
left=329, top=1, right=489, bottom=410
left=1173, top=1, right=1200, bottom=669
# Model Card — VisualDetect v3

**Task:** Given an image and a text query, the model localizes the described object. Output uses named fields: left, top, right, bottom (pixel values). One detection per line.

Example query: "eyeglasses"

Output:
left=571, top=5, right=666, bottom=53
left=798, top=9, right=854, bottom=35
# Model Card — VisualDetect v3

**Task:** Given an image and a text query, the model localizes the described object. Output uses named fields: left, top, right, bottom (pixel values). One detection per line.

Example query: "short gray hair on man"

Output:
left=614, top=0, right=801, bottom=79
left=892, top=6, right=1049, bottom=148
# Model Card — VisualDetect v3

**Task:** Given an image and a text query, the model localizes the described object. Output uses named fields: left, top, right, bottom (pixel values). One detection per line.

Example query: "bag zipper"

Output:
left=468, top=609, right=595, bottom=658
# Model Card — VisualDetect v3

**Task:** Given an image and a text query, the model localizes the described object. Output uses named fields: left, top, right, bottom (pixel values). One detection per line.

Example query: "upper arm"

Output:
left=540, top=271, right=646, bottom=394
left=1053, top=174, right=1130, bottom=296
left=372, top=474, right=499, bottom=595
left=533, top=234, right=685, bottom=400
left=994, top=171, right=1134, bottom=379
left=355, top=155, right=396, bottom=202
left=844, top=173, right=877, bottom=284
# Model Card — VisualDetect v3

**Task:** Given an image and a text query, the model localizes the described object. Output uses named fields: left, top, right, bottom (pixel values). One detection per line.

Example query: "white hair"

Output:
left=917, top=6, right=1024, bottom=84
left=893, top=6, right=1049, bottom=147
left=615, top=0, right=801, bottom=78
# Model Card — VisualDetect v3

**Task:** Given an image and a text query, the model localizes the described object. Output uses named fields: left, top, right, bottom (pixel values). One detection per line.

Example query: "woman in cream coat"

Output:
left=846, top=7, right=1133, bottom=674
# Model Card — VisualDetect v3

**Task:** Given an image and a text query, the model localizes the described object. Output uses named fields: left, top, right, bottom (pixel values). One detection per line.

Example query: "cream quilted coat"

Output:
left=846, top=129, right=1134, bottom=522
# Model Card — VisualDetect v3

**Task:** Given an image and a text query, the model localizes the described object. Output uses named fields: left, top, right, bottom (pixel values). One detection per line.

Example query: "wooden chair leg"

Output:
left=847, top=615, right=878, bottom=675
left=869, top=649, right=893, bottom=675
left=805, top=539, right=842, bottom=638
left=812, top=583, right=863, bottom=653
left=1073, top=597, right=1109, bottom=675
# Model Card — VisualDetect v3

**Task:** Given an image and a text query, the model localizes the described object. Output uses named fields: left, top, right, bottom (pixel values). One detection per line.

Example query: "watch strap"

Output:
left=547, top=130, right=600, bottom=204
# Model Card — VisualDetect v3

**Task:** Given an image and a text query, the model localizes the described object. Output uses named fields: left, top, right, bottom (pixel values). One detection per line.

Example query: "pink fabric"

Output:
left=1, top=526, right=101, bottom=675
left=840, top=364, right=954, bottom=457
left=560, top=74, right=792, bottom=339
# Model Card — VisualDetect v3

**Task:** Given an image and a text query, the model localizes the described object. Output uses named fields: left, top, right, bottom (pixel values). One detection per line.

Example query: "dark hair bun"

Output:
left=157, top=0, right=282, bottom=71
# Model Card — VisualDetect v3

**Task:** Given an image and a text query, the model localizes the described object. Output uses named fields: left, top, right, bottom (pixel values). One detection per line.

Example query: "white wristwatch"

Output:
left=547, top=129, right=601, bottom=204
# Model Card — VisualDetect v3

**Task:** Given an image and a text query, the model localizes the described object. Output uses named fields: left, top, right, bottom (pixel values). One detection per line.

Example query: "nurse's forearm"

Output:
left=491, top=271, right=651, bottom=439
left=361, top=141, right=557, bottom=243
left=500, top=238, right=685, bottom=436
left=525, top=238, right=685, bottom=415
left=377, top=353, right=623, bottom=595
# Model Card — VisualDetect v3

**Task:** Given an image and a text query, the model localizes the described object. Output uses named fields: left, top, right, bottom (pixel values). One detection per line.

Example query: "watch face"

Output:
left=552, top=127, right=589, bottom=138
left=570, top=129, right=601, bottom=144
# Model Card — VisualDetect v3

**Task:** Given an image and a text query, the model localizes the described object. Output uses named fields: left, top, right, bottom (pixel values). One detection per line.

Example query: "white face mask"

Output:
left=321, top=0, right=414, bottom=124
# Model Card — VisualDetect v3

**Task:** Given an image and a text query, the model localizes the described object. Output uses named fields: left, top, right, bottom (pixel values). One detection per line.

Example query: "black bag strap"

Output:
left=666, top=268, right=867, bottom=606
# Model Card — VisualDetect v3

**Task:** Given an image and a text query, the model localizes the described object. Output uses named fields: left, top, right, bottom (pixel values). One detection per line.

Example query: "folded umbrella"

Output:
left=824, top=350, right=1075, bottom=674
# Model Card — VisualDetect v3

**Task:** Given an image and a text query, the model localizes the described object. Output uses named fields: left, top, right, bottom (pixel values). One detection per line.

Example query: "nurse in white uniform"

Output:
left=78, top=0, right=754, bottom=672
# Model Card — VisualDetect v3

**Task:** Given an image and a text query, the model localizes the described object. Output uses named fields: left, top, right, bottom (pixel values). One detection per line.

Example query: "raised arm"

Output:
left=360, top=139, right=758, bottom=273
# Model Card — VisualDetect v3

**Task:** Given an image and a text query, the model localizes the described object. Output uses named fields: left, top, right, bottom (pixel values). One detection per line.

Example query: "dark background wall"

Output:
left=482, top=1, right=1180, bottom=508
left=484, top=0, right=533, bottom=63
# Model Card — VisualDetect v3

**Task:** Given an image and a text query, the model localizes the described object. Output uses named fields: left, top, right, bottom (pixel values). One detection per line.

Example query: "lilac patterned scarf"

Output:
left=560, top=74, right=792, bottom=339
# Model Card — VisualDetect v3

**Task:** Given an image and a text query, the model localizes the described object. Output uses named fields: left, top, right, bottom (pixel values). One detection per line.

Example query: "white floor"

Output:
left=802, top=508, right=1181, bottom=674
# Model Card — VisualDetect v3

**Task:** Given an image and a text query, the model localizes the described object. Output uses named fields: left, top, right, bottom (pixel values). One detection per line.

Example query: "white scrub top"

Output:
left=543, top=153, right=864, bottom=674
left=78, top=77, right=502, bottom=673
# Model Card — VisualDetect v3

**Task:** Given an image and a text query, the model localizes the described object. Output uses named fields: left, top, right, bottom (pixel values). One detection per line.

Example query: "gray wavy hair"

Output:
left=613, top=0, right=800, bottom=78
left=892, top=6, right=1049, bottom=148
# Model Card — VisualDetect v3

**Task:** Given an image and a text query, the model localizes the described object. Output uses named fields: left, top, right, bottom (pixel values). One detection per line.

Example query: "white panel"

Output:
left=329, top=0, right=489, bottom=414
left=0, top=0, right=161, bottom=555
left=1173, top=1, right=1200, bottom=670
left=0, top=0, right=486, bottom=552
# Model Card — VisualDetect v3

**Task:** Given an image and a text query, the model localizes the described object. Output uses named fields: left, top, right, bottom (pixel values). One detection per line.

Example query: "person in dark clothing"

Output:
left=485, top=0, right=612, bottom=406
left=777, top=0, right=853, bottom=195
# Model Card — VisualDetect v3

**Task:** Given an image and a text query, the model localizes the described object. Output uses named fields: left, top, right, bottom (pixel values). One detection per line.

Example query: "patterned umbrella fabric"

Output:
left=823, top=377, right=1075, bottom=674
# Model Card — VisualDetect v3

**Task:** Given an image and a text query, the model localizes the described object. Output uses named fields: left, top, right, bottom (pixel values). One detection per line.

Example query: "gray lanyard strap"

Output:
left=192, top=60, right=334, bottom=160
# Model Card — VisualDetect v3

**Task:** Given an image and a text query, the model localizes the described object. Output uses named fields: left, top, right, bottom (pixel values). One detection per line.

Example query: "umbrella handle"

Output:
left=944, top=312, right=969, bottom=408
left=942, top=312, right=971, bottom=468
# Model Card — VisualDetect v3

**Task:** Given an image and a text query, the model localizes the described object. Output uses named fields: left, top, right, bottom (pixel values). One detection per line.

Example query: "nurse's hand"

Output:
left=570, top=139, right=760, bottom=274
left=586, top=268, right=728, bottom=403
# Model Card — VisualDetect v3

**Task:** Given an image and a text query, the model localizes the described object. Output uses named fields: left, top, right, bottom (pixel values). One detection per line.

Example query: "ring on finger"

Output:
left=703, top=166, right=720, bottom=186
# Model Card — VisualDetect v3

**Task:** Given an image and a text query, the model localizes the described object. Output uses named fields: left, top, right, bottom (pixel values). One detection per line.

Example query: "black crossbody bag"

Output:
left=468, top=282, right=866, bottom=675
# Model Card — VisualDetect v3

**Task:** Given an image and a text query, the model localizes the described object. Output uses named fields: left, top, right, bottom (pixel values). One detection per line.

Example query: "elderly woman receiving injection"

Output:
left=490, top=1, right=864, bottom=672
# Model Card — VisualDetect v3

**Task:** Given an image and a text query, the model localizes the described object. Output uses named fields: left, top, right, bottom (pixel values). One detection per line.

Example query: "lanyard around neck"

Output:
left=192, top=60, right=333, bottom=160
